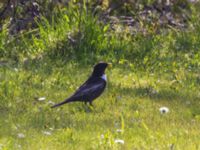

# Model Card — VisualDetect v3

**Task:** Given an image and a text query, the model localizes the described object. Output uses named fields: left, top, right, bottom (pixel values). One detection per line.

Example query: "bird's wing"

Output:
left=51, top=77, right=106, bottom=108
left=72, top=77, right=106, bottom=99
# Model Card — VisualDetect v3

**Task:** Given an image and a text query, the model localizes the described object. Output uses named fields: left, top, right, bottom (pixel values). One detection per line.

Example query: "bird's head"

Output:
left=92, top=62, right=111, bottom=77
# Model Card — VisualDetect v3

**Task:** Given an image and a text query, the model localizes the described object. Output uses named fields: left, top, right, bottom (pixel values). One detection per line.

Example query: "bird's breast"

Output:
left=101, top=74, right=107, bottom=81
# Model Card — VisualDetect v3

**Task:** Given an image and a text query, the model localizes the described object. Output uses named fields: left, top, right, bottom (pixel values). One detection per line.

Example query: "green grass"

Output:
left=1, top=2, right=200, bottom=149
left=0, top=59, right=200, bottom=150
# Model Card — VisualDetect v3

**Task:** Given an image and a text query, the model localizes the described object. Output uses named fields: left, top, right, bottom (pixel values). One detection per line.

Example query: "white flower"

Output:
left=38, top=97, right=46, bottom=101
left=100, top=134, right=104, bottom=139
left=114, top=139, right=124, bottom=144
left=116, top=129, right=123, bottom=133
left=14, top=68, right=18, bottom=72
left=49, top=128, right=54, bottom=131
left=159, top=107, right=169, bottom=114
left=17, top=133, right=25, bottom=139
left=48, top=101, right=55, bottom=105
left=43, top=131, right=51, bottom=136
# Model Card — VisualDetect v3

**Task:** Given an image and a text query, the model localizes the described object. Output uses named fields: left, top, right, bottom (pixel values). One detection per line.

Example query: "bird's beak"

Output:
left=107, top=63, right=112, bottom=68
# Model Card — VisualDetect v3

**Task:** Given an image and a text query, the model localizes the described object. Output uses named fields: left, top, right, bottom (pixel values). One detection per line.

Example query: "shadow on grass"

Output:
left=109, top=82, right=196, bottom=102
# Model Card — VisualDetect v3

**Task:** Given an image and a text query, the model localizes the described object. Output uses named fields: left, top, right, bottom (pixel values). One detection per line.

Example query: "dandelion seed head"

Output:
left=159, top=107, right=169, bottom=114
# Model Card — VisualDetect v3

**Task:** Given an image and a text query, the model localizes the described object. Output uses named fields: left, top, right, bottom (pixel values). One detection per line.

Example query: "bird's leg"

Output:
left=88, top=101, right=95, bottom=112
left=83, top=101, right=92, bottom=112
left=89, top=101, right=95, bottom=108
left=83, top=101, right=89, bottom=110
left=89, top=101, right=93, bottom=106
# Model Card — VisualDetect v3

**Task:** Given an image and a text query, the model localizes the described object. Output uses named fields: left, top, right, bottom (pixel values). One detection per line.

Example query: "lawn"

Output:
left=1, top=1, right=200, bottom=149
left=0, top=59, right=200, bottom=150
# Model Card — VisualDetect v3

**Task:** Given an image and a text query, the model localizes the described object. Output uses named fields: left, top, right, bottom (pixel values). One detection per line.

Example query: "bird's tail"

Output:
left=51, top=98, right=74, bottom=108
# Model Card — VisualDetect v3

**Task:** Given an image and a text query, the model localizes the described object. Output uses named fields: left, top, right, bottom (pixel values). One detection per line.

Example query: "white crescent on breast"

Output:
left=101, top=74, right=107, bottom=81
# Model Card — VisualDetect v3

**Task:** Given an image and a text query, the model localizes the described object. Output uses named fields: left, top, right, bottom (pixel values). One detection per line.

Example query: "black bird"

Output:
left=51, top=62, right=110, bottom=108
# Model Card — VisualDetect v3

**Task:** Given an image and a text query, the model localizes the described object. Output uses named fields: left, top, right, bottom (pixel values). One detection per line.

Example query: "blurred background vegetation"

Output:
left=0, top=0, right=199, bottom=65
left=0, top=0, right=200, bottom=79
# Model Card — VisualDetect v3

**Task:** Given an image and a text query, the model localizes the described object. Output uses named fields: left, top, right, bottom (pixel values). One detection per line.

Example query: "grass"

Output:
left=0, top=58, right=200, bottom=150
left=1, top=2, right=200, bottom=150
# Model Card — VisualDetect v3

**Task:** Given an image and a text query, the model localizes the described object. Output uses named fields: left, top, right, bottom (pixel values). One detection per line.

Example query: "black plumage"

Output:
left=51, top=62, right=110, bottom=108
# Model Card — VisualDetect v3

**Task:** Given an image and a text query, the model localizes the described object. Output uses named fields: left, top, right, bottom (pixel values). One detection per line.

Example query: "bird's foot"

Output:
left=83, top=102, right=94, bottom=112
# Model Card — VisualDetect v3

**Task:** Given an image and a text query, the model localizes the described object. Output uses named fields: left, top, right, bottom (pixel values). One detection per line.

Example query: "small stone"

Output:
left=37, top=97, right=46, bottom=101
